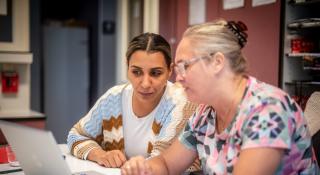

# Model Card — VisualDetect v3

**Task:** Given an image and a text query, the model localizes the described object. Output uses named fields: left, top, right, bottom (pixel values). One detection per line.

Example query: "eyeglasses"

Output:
left=174, top=56, right=208, bottom=76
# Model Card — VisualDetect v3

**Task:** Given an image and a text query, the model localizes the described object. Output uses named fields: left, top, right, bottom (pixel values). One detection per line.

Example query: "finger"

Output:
left=97, top=161, right=104, bottom=166
left=143, top=161, right=152, bottom=175
left=121, top=164, right=129, bottom=175
left=102, top=158, right=112, bottom=168
left=124, top=163, right=132, bottom=175
left=96, top=158, right=107, bottom=167
left=138, top=158, right=150, bottom=174
left=139, top=157, right=151, bottom=175
left=107, top=155, right=117, bottom=168
left=121, top=168, right=127, bottom=175
left=130, top=159, right=140, bottom=175
left=136, top=159, right=145, bottom=174
left=118, top=151, right=127, bottom=162
left=114, top=154, right=125, bottom=167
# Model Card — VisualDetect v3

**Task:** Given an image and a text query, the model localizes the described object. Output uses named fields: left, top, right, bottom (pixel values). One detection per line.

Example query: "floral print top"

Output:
left=179, top=76, right=319, bottom=175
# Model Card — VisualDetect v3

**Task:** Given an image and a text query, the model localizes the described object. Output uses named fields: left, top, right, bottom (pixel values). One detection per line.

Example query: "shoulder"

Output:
left=239, top=77, right=305, bottom=136
left=163, top=81, right=187, bottom=103
left=104, top=83, right=129, bottom=96
left=98, top=83, right=130, bottom=100
left=245, top=76, right=301, bottom=113
left=153, top=82, right=189, bottom=123
left=93, top=83, right=129, bottom=112
left=247, top=76, right=286, bottom=98
left=156, top=82, right=189, bottom=116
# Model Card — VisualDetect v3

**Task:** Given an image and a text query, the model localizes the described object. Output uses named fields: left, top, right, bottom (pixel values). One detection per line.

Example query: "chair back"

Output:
left=304, top=91, right=320, bottom=166
left=304, top=91, right=320, bottom=136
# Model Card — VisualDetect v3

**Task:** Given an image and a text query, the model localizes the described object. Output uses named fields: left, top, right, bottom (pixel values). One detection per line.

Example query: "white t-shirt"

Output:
left=122, top=85, right=166, bottom=158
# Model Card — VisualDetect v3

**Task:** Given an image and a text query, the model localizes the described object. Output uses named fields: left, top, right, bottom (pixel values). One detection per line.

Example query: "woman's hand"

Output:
left=88, top=148, right=127, bottom=168
left=121, top=156, right=152, bottom=175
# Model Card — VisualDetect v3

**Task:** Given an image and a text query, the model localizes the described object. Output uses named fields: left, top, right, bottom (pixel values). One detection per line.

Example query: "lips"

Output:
left=139, top=91, right=154, bottom=97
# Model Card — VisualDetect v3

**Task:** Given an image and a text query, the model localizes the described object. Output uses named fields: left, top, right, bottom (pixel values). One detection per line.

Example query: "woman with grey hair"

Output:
left=121, top=19, right=319, bottom=175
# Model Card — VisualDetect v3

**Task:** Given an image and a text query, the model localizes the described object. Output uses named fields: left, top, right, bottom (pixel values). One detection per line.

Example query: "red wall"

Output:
left=160, top=0, right=281, bottom=86
left=159, top=0, right=188, bottom=56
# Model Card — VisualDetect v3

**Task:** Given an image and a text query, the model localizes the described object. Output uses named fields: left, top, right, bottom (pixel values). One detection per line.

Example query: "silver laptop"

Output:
left=0, top=120, right=103, bottom=175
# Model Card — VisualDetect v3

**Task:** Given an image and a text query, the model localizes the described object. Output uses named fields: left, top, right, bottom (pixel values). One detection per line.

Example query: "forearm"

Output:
left=150, top=140, right=197, bottom=175
left=121, top=141, right=196, bottom=175
left=69, top=139, right=101, bottom=159
left=147, top=155, right=170, bottom=175
left=67, top=121, right=102, bottom=159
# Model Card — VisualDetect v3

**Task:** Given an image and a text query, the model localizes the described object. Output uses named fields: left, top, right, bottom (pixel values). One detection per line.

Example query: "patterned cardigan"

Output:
left=67, top=82, right=199, bottom=164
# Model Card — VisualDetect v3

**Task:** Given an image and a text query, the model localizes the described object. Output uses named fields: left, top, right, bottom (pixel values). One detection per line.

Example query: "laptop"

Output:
left=0, top=120, right=104, bottom=175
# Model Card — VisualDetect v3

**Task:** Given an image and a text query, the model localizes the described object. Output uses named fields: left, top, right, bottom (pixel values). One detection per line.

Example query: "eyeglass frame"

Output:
left=174, top=53, right=214, bottom=76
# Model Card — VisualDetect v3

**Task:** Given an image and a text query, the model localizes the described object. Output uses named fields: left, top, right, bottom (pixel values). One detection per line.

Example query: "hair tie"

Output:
left=226, top=21, right=248, bottom=48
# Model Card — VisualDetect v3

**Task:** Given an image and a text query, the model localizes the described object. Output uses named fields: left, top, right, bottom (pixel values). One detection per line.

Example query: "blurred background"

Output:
left=3, top=0, right=314, bottom=144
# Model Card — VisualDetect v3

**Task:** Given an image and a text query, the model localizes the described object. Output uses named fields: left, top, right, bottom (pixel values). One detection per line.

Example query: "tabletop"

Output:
left=0, top=144, right=121, bottom=175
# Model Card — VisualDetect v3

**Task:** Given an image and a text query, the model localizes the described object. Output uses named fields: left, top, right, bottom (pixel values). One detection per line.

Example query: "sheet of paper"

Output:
left=189, top=0, right=206, bottom=25
left=223, top=0, right=244, bottom=10
left=0, top=0, right=7, bottom=15
left=252, top=0, right=276, bottom=7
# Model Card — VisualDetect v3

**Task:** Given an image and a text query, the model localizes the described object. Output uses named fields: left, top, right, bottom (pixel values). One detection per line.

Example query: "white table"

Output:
left=0, top=144, right=121, bottom=175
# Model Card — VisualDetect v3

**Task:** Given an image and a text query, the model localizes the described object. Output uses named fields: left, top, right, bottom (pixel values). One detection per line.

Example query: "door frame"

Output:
left=116, top=0, right=159, bottom=83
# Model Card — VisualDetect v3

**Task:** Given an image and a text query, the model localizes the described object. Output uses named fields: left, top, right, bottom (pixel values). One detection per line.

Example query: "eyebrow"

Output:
left=175, top=59, right=184, bottom=64
left=130, top=65, right=165, bottom=70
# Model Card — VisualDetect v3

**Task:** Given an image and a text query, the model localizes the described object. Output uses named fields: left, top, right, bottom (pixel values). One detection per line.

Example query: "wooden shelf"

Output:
left=0, top=53, right=33, bottom=64
left=303, top=66, right=320, bottom=70
left=285, top=81, right=320, bottom=86
left=288, top=23, right=320, bottom=29
left=289, top=0, right=320, bottom=5
left=286, top=53, right=320, bottom=57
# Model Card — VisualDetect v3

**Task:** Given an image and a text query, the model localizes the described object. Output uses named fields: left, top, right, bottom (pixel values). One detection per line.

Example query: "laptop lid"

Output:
left=0, top=120, right=72, bottom=175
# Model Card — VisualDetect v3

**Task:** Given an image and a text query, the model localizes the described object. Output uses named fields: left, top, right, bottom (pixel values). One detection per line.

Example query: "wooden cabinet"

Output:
left=280, top=0, right=320, bottom=108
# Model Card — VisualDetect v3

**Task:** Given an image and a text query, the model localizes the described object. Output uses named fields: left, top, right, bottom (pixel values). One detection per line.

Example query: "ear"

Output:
left=211, top=52, right=225, bottom=74
left=168, top=62, right=174, bottom=77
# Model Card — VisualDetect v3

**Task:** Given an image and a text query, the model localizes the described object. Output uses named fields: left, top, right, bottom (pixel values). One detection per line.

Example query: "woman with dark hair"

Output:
left=121, top=20, right=319, bottom=175
left=67, top=33, right=198, bottom=169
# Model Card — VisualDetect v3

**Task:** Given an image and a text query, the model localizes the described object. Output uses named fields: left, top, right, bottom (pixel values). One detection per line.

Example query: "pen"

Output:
left=0, top=168, right=23, bottom=174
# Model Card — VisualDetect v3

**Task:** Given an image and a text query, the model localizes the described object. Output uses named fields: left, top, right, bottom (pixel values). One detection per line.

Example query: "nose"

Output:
left=141, top=74, right=151, bottom=88
left=175, top=73, right=184, bottom=83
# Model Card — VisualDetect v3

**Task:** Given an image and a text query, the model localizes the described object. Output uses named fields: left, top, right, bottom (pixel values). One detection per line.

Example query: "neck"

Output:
left=215, top=75, right=246, bottom=132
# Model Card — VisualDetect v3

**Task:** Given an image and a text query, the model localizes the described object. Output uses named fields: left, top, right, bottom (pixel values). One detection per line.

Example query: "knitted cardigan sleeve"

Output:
left=150, top=83, right=197, bottom=156
left=150, top=82, right=201, bottom=172
left=67, top=84, right=126, bottom=159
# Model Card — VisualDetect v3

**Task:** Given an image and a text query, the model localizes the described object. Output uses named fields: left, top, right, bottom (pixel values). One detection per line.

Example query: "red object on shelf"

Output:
left=291, top=38, right=315, bottom=53
left=1, top=71, right=19, bottom=93
left=0, top=145, right=8, bottom=163
left=291, top=38, right=302, bottom=53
